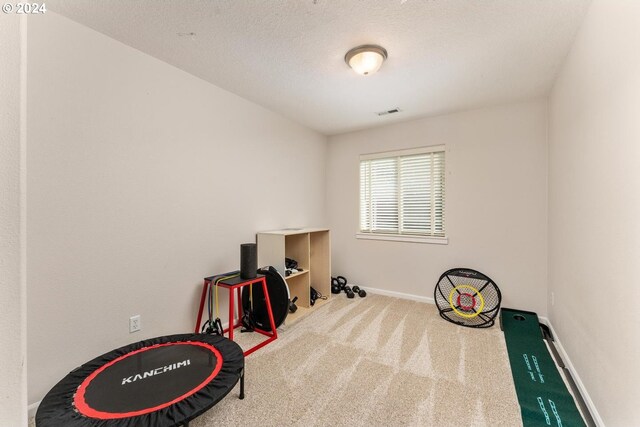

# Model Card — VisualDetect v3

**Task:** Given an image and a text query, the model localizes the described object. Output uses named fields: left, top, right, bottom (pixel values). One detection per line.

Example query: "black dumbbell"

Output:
left=344, top=286, right=355, bottom=299
left=352, top=286, right=367, bottom=298
left=289, top=296, right=298, bottom=313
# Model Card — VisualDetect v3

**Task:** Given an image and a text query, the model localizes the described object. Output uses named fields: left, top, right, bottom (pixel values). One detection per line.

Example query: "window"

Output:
left=359, top=146, right=446, bottom=243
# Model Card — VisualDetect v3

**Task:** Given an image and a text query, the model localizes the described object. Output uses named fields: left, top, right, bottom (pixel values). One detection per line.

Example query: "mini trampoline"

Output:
left=36, top=333, right=244, bottom=427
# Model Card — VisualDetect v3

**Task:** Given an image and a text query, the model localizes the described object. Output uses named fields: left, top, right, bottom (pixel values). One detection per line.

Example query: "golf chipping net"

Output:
left=434, top=268, right=502, bottom=328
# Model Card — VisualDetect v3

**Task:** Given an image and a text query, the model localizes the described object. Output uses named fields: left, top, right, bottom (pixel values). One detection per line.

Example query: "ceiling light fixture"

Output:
left=344, top=45, right=388, bottom=76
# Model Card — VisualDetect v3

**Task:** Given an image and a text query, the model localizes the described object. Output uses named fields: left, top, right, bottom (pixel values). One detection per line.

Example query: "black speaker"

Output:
left=240, top=243, right=257, bottom=279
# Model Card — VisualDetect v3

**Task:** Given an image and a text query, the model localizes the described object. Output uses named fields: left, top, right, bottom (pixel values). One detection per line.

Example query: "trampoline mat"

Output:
left=36, top=333, right=244, bottom=427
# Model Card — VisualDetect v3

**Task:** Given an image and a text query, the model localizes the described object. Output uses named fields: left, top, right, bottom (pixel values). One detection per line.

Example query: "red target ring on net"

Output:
left=456, top=292, right=477, bottom=311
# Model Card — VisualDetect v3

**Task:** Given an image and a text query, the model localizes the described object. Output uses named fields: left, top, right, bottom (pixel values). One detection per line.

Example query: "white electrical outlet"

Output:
left=129, top=315, right=141, bottom=333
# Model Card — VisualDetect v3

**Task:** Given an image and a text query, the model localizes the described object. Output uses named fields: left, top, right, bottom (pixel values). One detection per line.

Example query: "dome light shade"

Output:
left=345, top=45, right=388, bottom=76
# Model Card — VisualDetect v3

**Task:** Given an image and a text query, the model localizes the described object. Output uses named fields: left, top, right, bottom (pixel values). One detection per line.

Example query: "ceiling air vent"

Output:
left=376, top=108, right=401, bottom=116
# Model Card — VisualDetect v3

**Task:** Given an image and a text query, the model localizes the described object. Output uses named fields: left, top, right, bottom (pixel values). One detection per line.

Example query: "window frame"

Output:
left=356, top=145, right=448, bottom=245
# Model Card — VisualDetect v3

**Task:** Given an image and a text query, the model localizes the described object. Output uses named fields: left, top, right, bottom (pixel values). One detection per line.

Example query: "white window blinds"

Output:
left=360, top=147, right=445, bottom=237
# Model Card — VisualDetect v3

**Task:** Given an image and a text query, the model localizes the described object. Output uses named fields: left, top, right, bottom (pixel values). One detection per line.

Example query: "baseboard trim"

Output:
left=28, top=400, right=40, bottom=418
left=538, top=317, right=604, bottom=427
left=363, top=286, right=435, bottom=305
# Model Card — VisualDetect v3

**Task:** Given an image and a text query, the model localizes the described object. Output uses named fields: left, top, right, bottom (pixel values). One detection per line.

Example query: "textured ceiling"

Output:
left=47, top=0, right=590, bottom=135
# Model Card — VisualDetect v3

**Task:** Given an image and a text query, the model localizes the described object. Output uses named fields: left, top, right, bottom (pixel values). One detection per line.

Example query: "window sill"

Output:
left=356, top=233, right=448, bottom=245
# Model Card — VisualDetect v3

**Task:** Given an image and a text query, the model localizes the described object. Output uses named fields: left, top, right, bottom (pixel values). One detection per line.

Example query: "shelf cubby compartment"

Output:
left=257, top=228, right=331, bottom=324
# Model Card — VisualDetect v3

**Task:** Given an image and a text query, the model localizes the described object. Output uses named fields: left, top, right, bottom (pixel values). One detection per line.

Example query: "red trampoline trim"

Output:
left=73, top=341, right=223, bottom=420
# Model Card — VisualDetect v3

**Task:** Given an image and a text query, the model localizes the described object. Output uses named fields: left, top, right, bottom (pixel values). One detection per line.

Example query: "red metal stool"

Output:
left=195, top=274, right=278, bottom=356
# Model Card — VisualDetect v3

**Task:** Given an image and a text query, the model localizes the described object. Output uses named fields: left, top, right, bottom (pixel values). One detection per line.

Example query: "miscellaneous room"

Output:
left=2, top=1, right=639, bottom=426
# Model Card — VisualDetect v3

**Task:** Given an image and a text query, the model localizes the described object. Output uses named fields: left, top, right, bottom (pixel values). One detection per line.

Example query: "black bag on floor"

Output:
left=241, top=266, right=290, bottom=331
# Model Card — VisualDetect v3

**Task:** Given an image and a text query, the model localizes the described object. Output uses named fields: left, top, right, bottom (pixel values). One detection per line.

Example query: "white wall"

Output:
left=27, top=12, right=327, bottom=405
left=548, top=1, right=640, bottom=425
left=327, top=100, right=548, bottom=315
left=0, top=14, right=27, bottom=426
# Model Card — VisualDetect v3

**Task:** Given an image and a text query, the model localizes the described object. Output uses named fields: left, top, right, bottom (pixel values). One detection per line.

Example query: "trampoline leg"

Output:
left=239, top=368, right=245, bottom=400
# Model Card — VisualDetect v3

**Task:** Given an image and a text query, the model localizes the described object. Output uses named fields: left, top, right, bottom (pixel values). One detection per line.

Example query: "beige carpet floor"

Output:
left=191, top=294, right=523, bottom=427
left=29, top=294, right=523, bottom=426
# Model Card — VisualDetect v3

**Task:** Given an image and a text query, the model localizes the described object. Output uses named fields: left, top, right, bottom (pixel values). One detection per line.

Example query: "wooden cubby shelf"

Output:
left=257, top=228, right=331, bottom=325
left=285, top=270, right=309, bottom=280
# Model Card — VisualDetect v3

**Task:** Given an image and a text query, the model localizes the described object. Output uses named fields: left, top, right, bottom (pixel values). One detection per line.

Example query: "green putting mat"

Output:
left=501, top=308, right=585, bottom=427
